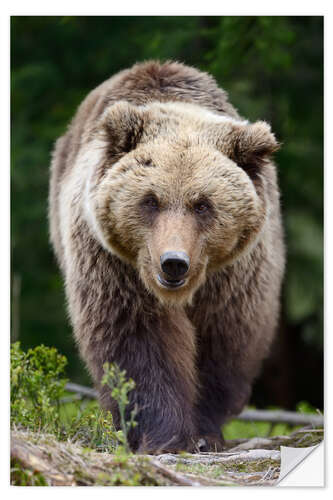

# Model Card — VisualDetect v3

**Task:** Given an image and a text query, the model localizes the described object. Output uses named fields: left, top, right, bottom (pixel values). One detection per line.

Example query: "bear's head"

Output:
left=84, top=101, right=279, bottom=305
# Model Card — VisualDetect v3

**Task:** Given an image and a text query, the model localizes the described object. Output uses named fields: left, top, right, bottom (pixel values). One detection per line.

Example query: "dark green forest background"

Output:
left=11, top=16, right=323, bottom=410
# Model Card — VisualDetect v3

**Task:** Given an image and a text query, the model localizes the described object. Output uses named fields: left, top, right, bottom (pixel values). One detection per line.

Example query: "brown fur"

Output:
left=49, top=61, right=285, bottom=453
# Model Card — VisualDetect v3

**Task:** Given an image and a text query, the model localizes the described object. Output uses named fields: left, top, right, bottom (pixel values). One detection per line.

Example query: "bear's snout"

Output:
left=160, top=251, right=190, bottom=279
left=157, top=251, right=190, bottom=289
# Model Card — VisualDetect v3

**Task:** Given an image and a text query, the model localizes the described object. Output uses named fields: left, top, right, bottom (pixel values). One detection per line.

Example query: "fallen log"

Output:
left=65, top=382, right=98, bottom=399
left=238, top=409, right=323, bottom=427
left=64, top=382, right=324, bottom=427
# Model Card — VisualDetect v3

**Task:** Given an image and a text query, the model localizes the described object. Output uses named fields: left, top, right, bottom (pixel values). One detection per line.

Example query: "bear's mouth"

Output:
left=157, top=274, right=186, bottom=289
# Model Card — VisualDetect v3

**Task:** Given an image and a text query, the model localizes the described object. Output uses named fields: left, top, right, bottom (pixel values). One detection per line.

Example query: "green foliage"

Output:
left=102, top=363, right=137, bottom=452
left=11, top=342, right=68, bottom=433
left=10, top=343, right=137, bottom=455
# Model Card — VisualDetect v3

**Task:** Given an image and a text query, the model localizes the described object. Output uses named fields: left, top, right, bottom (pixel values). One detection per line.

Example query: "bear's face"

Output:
left=86, top=102, right=278, bottom=305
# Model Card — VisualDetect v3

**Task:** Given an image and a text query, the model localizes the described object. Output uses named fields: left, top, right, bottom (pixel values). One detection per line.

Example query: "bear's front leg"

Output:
left=194, top=368, right=251, bottom=452
left=193, top=314, right=273, bottom=451
left=74, top=288, right=198, bottom=453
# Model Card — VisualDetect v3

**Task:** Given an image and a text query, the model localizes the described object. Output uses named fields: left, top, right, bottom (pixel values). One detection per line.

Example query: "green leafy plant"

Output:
left=101, top=362, right=137, bottom=452
left=10, top=343, right=138, bottom=455
left=11, top=342, right=68, bottom=433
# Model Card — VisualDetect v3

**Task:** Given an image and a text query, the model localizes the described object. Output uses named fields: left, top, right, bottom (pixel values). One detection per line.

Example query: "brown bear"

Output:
left=49, top=60, right=285, bottom=453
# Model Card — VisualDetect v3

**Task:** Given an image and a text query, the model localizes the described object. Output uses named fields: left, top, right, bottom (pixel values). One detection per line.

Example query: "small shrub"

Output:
left=10, top=342, right=68, bottom=434
left=10, top=343, right=138, bottom=455
left=102, top=362, right=137, bottom=452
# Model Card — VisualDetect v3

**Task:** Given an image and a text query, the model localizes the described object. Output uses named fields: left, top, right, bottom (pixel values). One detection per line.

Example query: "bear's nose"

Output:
left=160, top=251, right=190, bottom=279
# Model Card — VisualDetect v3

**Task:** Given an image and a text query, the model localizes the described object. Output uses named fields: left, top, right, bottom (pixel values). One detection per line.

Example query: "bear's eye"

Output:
left=193, top=200, right=210, bottom=215
left=142, top=195, right=159, bottom=210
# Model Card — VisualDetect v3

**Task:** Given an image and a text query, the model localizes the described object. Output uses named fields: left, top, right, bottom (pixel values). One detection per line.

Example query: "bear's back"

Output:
left=102, top=61, right=240, bottom=116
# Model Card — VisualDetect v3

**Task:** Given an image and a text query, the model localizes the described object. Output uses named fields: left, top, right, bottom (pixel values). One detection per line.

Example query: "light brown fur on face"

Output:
left=87, top=103, right=275, bottom=305
left=49, top=60, right=285, bottom=453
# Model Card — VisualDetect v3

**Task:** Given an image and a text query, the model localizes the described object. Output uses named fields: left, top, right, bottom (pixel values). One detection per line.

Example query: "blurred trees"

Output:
left=11, top=16, right=323, bottom=408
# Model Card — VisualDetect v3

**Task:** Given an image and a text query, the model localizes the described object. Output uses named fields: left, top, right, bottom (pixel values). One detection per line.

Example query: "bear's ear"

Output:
left=100, top=101, right=147, bottom=155
left=221, top=121, right=280, bottom=176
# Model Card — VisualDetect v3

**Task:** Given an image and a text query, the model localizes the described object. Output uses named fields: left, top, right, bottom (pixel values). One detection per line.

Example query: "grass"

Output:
left=223, top=418, right=295, bottom=440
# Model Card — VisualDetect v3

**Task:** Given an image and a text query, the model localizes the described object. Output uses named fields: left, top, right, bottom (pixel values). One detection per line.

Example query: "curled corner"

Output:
left=277, top=441, right=324, bottom=487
